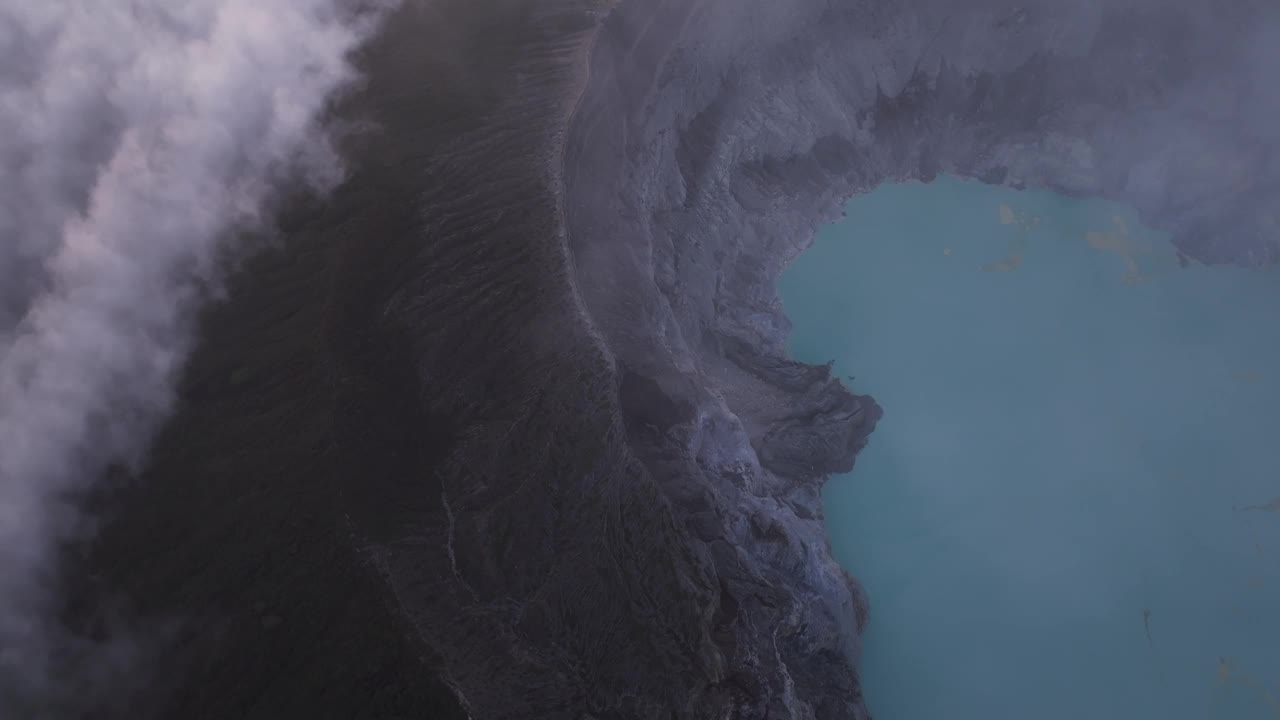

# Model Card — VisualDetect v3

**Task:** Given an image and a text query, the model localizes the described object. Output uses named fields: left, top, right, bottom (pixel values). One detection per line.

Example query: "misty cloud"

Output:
left=0, top=1, right=388, bottom=708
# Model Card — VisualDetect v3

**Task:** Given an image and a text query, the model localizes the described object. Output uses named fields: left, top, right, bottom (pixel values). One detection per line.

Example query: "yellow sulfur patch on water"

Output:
left=985, top=206, right=1034, bottom=272
left=1213, top=657, right=1280, bottom=717
left=1085, top=218, right=1130, bottom=253
left=1085, top=216, right=1156, bottom=284
left=1241, top=497, right=1280, bottom=514
left=1080, top=210, right=1177, bottom=283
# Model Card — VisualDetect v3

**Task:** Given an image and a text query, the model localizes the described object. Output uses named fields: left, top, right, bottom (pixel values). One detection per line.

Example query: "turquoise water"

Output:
left=779, top=176, right=1280, bottom=719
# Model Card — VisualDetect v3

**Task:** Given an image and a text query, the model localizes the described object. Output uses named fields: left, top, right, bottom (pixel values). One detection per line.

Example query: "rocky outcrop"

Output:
left=80, top=0, right=1279, bottom=718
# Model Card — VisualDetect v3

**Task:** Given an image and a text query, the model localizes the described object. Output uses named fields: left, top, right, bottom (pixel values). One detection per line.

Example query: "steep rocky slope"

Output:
left=77, top=0, right=1278, bottom=718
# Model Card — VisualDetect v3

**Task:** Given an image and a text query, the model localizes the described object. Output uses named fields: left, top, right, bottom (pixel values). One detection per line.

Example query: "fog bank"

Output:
left=0, top=1, right=386, bottom=710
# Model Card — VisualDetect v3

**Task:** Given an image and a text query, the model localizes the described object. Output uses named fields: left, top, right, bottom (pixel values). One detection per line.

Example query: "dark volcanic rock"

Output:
left=79, top=0, right=1279, bottom=718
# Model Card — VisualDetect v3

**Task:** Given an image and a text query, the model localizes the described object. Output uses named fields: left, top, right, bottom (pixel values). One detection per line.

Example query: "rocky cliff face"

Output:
left=81, top=1, right=1279, bottom=718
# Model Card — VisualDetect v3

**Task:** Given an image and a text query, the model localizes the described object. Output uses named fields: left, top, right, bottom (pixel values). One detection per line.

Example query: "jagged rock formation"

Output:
left=79, top=0, right=1278, bottom=718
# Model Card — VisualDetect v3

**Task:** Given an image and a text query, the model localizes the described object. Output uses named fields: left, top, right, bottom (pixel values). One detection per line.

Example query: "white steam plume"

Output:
left=0, top=0, right=388, bottom=709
